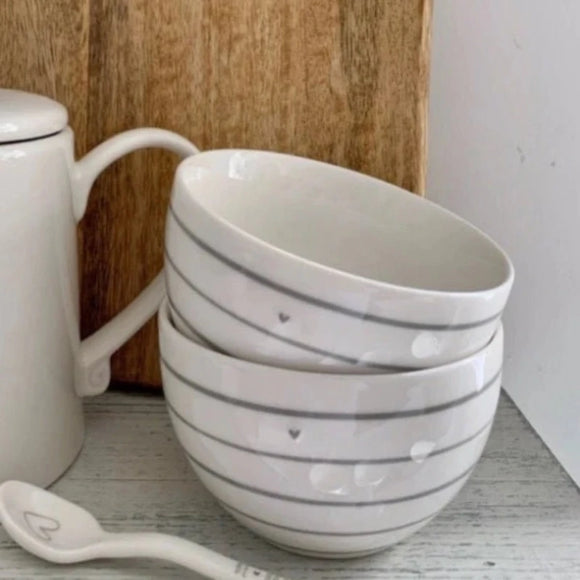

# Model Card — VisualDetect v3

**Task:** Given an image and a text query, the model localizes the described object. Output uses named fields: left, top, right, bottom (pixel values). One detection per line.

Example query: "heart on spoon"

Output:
left=23, top=511, right=60, bottom=542
left=0, top=481, right=290, bottom=579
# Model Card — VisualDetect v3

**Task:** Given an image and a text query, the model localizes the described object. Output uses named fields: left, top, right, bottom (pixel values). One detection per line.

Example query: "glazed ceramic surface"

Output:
left=0, top=89, right=197, bottom=487
left=159, top=300, right=504, bottom=557
left=165, top=150, right=513, bottom=373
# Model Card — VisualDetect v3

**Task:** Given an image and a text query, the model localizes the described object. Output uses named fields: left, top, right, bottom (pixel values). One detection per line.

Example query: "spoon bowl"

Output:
left=0, top=480, right=103, bottom=561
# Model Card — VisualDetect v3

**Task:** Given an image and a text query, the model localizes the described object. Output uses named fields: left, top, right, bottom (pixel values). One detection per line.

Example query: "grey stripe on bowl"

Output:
left=161, top=357, right=502, bottom=420
left=167, top=296, right=230, bottom=355
left=166, top=397, right=494, bottom=465
left=168, top=205, right=504, bottom=331
left=184, top=447, right=477, bottom=507
left=218, top=499, right=440, bottom=537
left=264, top=541, right=388, bottom=558
left=165, top=253, right=411, bottom=372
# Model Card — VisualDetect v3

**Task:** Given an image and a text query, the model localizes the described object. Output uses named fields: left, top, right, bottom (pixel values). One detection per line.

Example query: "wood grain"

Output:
left=0, top=0, right=432, bottom=387
left=1, top=391, right=578, bottom=578
left=0, top=0, right=89, bottom=155
left=82, top=0, right=432, bottom=386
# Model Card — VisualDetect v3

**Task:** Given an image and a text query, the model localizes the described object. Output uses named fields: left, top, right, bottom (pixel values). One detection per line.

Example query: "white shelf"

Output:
left=1, top=390, right=578, bottom=579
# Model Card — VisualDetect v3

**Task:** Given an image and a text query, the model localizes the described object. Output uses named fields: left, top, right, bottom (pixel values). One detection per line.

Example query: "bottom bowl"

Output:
left=158, top=299, right=503, bottom=557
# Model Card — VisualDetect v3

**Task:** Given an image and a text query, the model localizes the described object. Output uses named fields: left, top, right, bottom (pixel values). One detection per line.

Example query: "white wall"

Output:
left=428, top=1, right=580, bottom=484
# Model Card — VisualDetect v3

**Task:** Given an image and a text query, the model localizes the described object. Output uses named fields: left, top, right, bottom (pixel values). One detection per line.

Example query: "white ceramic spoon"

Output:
left=0, top=481, right=289, bottom=579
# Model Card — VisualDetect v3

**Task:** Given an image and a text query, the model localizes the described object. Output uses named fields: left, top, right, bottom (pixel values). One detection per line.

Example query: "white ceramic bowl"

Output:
left=159, top=299, right=504, bottom=558
left=165, top=150, right=513, bottom=373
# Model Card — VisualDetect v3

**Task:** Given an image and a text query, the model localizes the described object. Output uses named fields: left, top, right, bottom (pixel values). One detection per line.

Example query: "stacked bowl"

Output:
left=159, top=150, right=514, bottom=558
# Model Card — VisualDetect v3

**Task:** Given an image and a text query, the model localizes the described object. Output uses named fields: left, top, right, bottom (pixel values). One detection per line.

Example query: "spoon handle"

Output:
left=98, top=532, right=290, bottom=579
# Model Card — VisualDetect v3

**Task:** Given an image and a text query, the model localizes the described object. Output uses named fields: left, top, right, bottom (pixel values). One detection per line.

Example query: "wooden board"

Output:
left=0, top=0, right=432, bottom=387
left=0, top=0, right=89, bottom=155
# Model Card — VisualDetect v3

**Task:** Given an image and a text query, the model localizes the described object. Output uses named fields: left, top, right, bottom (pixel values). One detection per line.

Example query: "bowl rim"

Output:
left=172, top=149, right=515, bottom=300
left=159, top=298, right=504, bottom=382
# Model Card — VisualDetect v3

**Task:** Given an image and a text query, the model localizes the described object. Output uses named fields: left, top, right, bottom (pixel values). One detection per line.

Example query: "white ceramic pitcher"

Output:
left=0, top=89, right=197, bottom=487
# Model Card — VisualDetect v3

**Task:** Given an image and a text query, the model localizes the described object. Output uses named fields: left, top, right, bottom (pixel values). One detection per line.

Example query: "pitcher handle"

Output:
left=72, top=128, right=199, bottom=397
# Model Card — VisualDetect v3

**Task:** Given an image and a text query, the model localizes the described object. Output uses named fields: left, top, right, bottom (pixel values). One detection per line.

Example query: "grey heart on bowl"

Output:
left=164, top=149, right=513, bottom=374
left=158, top=298, right=503, bottom=558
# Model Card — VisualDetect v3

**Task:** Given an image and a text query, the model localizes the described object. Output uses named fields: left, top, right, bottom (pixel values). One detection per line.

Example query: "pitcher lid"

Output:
left=0, top=89, right=68, bottom=144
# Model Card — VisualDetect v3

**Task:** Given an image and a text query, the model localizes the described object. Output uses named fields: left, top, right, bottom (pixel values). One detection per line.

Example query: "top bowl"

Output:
left=165, top=150, right=513, bottom=372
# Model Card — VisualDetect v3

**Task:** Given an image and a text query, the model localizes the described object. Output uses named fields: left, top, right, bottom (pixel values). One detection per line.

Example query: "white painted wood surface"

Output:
left=1, top=390, right=578, bottom=579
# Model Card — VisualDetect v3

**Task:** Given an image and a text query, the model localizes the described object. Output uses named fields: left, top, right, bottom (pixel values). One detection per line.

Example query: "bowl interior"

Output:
left=178, top=150, right=512, bottom=293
